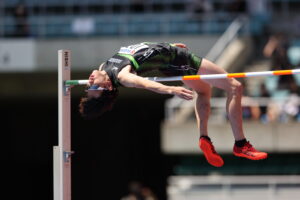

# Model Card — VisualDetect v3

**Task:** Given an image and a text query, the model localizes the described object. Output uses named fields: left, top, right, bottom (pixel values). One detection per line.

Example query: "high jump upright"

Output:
left=53, top=50, right=73, bottom=200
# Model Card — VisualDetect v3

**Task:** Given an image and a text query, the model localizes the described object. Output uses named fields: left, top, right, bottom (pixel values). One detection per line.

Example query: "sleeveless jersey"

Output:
left=101, top=42, right=202, bottom=87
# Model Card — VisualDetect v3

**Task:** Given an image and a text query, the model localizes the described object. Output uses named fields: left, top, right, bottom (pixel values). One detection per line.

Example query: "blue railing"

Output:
left=0, top=0, right=277, bottom=38
left=1, top=13, right=251, bottom=38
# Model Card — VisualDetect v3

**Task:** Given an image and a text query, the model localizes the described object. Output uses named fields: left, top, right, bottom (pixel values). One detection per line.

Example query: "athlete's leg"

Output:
left=183, top=77, right=224, bottom=167
left=184, top=59, right=267, bottom=162
left=183, top=79, right=211, bottom=137
left=184, top=58, right=245, bottom=141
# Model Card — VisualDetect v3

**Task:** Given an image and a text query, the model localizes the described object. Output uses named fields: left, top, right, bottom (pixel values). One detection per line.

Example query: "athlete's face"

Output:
left=89, top=70, right=113, bottom=89
left=87, top=70, right=113, bottom=98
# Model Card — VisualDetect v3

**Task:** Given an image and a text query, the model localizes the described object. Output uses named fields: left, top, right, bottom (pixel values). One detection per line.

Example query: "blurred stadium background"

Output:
left=1, top=0, right=300, bottom=200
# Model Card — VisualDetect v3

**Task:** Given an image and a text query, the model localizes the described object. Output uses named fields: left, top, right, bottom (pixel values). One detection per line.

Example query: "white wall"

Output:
left=0, top=35, right=220, bottom=72
left=0, top=39, right=36, bottom=72
left=162, top=120, right=300, bottom=154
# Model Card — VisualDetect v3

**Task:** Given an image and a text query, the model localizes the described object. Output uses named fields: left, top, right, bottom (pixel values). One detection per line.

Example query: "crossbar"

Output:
left=65, top=69, right=300, bottom=86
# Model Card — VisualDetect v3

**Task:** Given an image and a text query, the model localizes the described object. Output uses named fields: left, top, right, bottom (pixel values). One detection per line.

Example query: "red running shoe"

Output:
left=233, top=141, right=268, bottom=160
left=199, top=137, right=224, bottom=167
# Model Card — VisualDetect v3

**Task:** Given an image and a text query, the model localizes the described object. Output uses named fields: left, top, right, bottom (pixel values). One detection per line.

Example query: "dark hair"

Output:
left=79, top=89, right=119, bottom=120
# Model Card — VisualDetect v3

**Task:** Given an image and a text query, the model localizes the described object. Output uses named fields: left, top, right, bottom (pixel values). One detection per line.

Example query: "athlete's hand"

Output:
left=171, top=86, right=194, bottom=100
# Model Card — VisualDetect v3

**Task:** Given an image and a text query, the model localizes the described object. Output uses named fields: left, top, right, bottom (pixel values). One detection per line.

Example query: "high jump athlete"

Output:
left=79, top=42, right=268, bottom=167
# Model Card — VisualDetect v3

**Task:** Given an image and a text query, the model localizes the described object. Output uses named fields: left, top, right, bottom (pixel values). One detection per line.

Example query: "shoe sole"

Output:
left=200, top=142, right=224, bottom=167
left=233, top=152, right=268, bottom=160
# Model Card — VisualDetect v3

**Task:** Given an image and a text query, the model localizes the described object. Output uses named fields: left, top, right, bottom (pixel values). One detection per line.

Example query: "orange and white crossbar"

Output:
left=147, top=69, right=300, bottom=82
left=65, top=69, right=300, bottom=86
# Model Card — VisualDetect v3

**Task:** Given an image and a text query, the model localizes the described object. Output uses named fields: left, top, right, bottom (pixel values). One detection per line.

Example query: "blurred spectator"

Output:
left=121, top=181, right=158, bottom=200
left=263, top=32, right=300, bottom=122
left=258, top=82, right=282, bottom=123
left=281, top=94, right=300, bottom=122
left=246, top=0, right=270, bottom=19
left=263, top=32, right=290, bottom=70
left=241, top=96, right=261, bottom=120
left=240, top=80, right=261, bottom=120
left=258, top=83, right=270, bottom=122
left=13, top=2, right=29, bottom=37
left=225, top=0, right=246, bottom=13
left=246, top=0, right=271, bottom=36
left=287, top=41, right=300, bottom=67
left=263, top=33, right=298, bottom=93
left=187, top=0, right=213, bottom=14
left=259, top=82, right=299, bottom=123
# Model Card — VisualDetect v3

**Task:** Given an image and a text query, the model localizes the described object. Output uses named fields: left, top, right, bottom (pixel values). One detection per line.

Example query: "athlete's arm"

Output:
left=117, top=65, right=193, bottom=100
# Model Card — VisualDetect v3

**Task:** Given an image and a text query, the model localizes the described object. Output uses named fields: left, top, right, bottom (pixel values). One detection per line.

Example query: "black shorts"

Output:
left=165, top=45, right=202, bottom=76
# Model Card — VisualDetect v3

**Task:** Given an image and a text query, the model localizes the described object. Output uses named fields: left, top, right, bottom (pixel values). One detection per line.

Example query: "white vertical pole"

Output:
left=54, top=50, right=72, bottom=200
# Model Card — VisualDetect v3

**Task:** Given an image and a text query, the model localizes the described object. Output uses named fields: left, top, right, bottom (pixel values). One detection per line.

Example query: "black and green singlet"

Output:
left=101, top=42, right=202, bottom=87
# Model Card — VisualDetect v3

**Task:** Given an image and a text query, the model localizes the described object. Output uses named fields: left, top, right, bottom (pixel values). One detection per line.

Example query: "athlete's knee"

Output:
left=228, top=79, right=243, bottom=97
left=195, top=87, right=211, bottom=98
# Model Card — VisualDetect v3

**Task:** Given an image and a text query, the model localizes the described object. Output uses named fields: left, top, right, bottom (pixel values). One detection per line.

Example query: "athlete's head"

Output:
left=78, top=69, right=117, bottom=119
left=89, top=70, right=113, bottom=91
left=79, top=88, right=119, bottom=120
